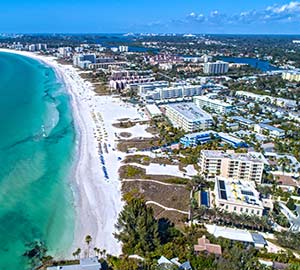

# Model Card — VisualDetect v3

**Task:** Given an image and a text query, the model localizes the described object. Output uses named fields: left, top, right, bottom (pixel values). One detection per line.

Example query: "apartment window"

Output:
left=251, top=210, right=254, bottom=214
left=234, top=206, right=237, bottom=211
left=240, top=208, right=243, bottom=212
left=225, top=205, right=229, bottom=210
left=257, top=210, right=260, bottom=215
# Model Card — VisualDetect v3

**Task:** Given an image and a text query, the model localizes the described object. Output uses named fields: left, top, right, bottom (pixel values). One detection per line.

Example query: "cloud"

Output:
left=185, top=1, right=300, bottom=25
left=267, top=1, right=300, bottom=14
left=137, top=1, right=300, bottom=33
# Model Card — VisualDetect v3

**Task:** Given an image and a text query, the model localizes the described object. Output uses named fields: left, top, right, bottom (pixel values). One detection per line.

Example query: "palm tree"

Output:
left=85, top=235, right=92, bottom=258
left=74, top=248, right=81, bottom=259
left=278, top=156, right=290, bottom=175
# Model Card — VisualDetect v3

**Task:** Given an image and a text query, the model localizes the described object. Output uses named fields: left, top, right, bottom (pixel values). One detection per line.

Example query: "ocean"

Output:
left=0, top=52, right=75, bottom=269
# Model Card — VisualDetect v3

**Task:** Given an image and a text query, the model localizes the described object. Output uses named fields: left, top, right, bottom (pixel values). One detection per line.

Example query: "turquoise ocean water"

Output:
left=0, top=52, right=75, bottom=269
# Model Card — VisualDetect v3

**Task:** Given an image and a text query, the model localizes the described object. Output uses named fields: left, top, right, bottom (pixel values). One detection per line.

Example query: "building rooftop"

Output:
left=194, top=95, right=232, bottom=107
left=206, top=224, right=254, bottom=243
left=166, top=102, right=213, bottom=122
left=145, top=104, right=162, bottom=116
left=231, top=116, right=255, bottom=125
left=283, top=70, right=300, bottom=75
left=257, top=123, right=285, bottom=133
left=236, top=91, right=297, bottom=107
left=205, top=224, right=266, bottom=246
left=194, top=236, right=222, bottom=255
left=251, top=233, right=267, bottom=246
left=275, top=175, right=299, bottom=187
left=47, top=257, right=101, bottom=270
left=182, top=130, right=217, bottom=139
left=136, top=80, right=168, bottom=87
left=215, top=177, right=263, bottom=208
left=201, top=150, right=264, bottom=163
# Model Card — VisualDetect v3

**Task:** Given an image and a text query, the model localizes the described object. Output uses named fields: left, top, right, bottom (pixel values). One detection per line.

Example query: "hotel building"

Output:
left=203, top=61, right=229, bottom=74
left=282, top=71, right=300, bottom=82
left=119, top=45, right=129, bottom=52
left=214, top=177, right=264, bottom=216
left=142, top=85, right=203, bottom=102
left=133, top=81, right=169, bottom=95
left=193, top=95, right=234, bottom=114
left=165, top=102, right=214, bottom=132
left=73, top=53, right=96, bottom=68
left=199, top=150, right=265, bottom=184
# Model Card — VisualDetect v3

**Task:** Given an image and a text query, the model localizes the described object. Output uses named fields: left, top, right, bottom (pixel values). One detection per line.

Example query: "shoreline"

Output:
left=0, top=49, right=123, bottom=257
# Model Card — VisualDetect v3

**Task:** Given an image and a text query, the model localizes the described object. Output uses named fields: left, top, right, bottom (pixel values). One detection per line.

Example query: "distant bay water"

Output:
left=221, top=56, right=280, bottom=72
left=0, top=52, right=75, bottom=269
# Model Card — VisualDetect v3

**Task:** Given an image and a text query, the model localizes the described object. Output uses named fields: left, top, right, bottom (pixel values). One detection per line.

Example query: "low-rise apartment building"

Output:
left=193, top=96, right=234, bottom=114
left=165, top=102, right=214, bottom=132
left=254, top=123, right=285, bottom=139
left=231, top=116, right=255, bottom=128
left=236, top=91, right=297, bottom=108
left=180, top=131, right=247, bottom=148
left=199, top=150, right=265, bottom=184
left=214, top=177, right=264, bottom=216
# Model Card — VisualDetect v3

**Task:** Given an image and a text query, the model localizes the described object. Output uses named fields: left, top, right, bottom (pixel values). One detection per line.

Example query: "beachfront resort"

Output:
left=1, top=32, right=300, bottom=270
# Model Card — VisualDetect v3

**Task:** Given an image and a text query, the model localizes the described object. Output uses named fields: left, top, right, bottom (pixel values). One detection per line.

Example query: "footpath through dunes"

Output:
left=122, top=178, right=190, bottom=224
left=121, top=167, right=191, bottom=224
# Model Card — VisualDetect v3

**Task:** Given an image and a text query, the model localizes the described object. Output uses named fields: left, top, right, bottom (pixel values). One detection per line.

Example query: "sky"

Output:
left=0, top=0, right=300, bottom=34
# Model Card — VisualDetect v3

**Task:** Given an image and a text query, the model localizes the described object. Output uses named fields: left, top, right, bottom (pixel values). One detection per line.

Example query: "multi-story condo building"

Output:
left=203, top=61, right=229, bottom=74
left=214, top=177, right=264, bottom=216
left=142, top=85, right=203, bottom=102
left=28, top=44, right=36, bottom=52
left=58, top=47, right=73, bottom=58
left=235, top=91, right=297, bottom=108
left=282, top=71, right=300, bottom=82
left=231, top=116, right=255, bottom=128
left=165, top=102, right=214, bottom=132
left=119, top=45, right=129, bottom=52
left=88, top=61, right=128, bottom=70
left=130, top=81, right=169, bottom=95
left=36, top=43, right=47, bottom=51
left=254, top=123, right=285, bottom=139
left=193, top=95, right=234, bottom=114
left=73, top=53, right=96, bottom=68
left=199, top=150, right=265, bottom=184
left=109, top=76, right=155, bottom=90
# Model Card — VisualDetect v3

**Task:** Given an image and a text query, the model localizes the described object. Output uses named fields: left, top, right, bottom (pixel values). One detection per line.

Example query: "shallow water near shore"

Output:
left=0, top=52, right=75, bottom=269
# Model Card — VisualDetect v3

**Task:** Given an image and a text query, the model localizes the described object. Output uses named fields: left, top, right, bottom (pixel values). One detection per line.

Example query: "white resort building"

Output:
left=165, top=102, right=214, bottom=132
left=199, top=150, right=265, bottom=184
left=141, top=85, right=203, bottom=102
left=203, top=61, right=229, bottom=74
left=193, top=95, right=234, bottom=114
left=214, top=177, right=264, bottom=216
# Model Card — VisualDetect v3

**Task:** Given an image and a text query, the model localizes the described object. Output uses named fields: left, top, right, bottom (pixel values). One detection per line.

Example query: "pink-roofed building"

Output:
left=194, top=236, right=222, bottom=256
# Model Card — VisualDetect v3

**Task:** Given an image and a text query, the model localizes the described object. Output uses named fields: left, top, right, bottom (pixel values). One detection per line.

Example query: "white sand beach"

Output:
left=0, top=49, right=150, bottom=257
